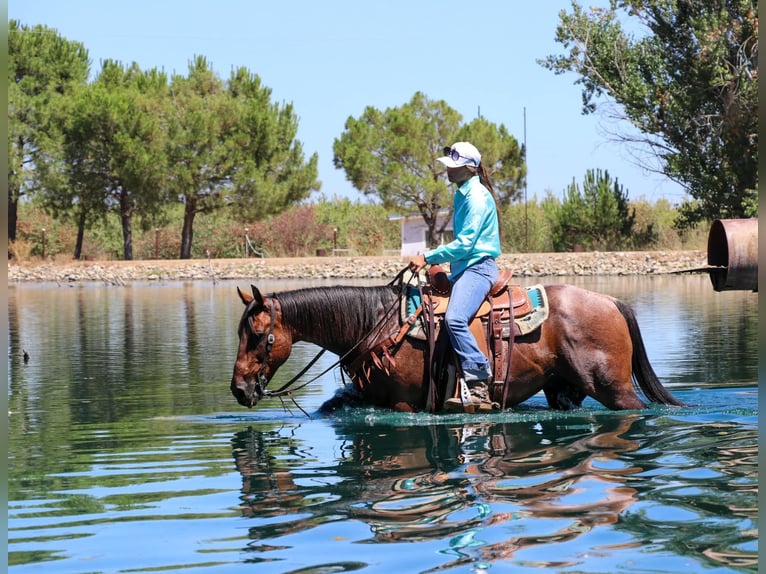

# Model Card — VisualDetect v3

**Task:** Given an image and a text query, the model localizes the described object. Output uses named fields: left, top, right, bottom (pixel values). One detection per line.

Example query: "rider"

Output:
left=408, top=142, right=501, bottom=412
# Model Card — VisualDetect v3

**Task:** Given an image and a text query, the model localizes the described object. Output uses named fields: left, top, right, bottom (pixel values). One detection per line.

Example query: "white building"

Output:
left=388, top=210, right=453, bottom=256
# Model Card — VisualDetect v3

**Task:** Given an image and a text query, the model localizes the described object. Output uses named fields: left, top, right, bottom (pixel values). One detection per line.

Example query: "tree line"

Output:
left=9, top=2, right=757, bottom=261
left=10, top=20, right=320, bottom=260
left=11, top=186, right=710, bottom=261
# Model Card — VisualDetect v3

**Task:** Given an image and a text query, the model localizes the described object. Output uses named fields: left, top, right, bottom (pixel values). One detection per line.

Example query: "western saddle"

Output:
left=347, top=265, right=537, bottom=412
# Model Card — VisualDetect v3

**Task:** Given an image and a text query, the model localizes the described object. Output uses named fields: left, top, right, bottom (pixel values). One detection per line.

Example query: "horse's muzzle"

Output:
left=231, top=376, right=261, bottom=408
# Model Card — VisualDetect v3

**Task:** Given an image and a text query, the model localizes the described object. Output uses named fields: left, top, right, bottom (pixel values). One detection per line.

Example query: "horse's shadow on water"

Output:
left=230, top=411, right=651, bottom=565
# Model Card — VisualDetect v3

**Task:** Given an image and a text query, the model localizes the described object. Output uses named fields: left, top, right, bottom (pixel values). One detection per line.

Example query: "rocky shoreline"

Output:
left=8, top=250, right=708, bottom=285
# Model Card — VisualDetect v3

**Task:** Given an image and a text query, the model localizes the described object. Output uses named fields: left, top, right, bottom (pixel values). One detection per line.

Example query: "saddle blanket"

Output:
left=514, top=285, right=549, bottom=335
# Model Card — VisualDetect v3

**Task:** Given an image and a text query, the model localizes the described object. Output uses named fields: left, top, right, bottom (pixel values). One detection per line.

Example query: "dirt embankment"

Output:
left=8, top=250, right=708, bottom=285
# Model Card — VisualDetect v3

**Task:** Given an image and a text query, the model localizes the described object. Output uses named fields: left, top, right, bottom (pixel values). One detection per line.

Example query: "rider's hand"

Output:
left=409, top=254, right=427, bottom=273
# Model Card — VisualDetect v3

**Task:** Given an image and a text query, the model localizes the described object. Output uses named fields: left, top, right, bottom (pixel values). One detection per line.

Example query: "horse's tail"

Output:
left=613, top=298, right=686, bottom=407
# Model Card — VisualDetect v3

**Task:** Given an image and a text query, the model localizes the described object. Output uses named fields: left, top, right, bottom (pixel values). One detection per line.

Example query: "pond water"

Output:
left=7, top=274, right=758, bottom=573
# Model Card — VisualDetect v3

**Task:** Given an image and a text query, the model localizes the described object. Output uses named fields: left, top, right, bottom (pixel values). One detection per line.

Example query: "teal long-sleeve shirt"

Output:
left=424, top=176, right=501, bottom=279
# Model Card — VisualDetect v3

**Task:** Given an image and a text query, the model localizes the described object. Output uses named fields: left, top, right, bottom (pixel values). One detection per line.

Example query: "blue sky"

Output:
left=10, top=0, right=686, bottom=205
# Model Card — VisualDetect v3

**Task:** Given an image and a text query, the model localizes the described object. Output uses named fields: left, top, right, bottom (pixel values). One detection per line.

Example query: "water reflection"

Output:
left=230, top=410, right=756, bottom=570
left=8, top=276, right=758, bottom=573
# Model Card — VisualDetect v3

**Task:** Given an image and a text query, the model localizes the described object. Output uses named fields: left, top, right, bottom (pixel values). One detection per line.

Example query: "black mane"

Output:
left=275, top=284, right=400, bottom=344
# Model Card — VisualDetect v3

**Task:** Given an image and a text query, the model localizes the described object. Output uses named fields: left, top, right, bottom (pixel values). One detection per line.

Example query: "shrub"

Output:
left=550, top=169, right=637, bottom=251
left=501, top=197, right=555, bottom=253
left=8, top=239, right=34, bottom=261
left=315, top=197, right=399, bottom=255
left=11, top=193, right=708, bottom=260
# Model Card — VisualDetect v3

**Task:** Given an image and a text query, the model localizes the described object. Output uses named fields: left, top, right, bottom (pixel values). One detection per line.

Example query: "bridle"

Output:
left=246, top=294, right=330, bottom=405
left=252, top=297, right=276, bottom=397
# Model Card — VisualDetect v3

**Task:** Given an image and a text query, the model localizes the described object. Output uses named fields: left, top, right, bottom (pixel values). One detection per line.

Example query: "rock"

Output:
left=7, top=251, right=708, bottom=285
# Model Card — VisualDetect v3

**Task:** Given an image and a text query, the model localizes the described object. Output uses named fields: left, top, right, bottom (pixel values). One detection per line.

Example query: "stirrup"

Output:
left=444, top=378, right=475, bottom=414
left=444, top=378, right=499, bottom=413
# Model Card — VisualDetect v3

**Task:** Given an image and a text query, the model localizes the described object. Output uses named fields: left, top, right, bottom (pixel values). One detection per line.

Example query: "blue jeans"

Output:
left=444, top=257, right=498, bottom=382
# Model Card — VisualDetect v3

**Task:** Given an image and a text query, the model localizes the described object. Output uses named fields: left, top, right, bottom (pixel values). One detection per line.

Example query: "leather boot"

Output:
left=444, top=379, right=500, bottom=413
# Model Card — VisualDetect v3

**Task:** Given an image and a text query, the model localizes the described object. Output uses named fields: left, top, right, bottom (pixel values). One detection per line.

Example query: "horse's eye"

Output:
left=238, top=316, right=262, bottom=341
left=245, top=331, right=263, bottom=352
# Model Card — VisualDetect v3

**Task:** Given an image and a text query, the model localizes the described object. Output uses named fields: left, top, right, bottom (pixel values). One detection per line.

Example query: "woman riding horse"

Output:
left=230, top=280, right=684, bottom=414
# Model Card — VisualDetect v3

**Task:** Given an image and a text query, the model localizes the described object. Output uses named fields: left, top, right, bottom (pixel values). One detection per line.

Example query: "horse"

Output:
left=230, top=279, right=685, bottom=413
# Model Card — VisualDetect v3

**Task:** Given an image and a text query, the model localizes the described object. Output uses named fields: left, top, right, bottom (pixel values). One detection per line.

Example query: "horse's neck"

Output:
left=291, top=312, right=355, bottom=355
left=282, top=286, right=394, bottom=355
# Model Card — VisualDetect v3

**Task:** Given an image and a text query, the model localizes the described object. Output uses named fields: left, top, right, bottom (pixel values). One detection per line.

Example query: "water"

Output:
left=7, top=275, right=758, bottom=573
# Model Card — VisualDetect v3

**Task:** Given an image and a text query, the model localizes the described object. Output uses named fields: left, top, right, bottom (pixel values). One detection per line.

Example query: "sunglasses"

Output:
left=443, top=146, right=474, bottom=164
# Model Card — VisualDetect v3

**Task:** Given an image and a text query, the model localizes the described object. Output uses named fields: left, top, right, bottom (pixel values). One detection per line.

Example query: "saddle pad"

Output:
left=406, top=285, right=422, bottom=317
left=401, top=285, right=431, bottom=340
left=515, top=285, right=549, bottom=335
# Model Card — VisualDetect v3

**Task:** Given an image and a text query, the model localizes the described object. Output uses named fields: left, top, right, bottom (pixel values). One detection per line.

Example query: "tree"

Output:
left=333, top=92, right=525, bottom=248
left=226, top=66, right=320, bottom=219
left=8, top=20, right=89, bottom=246
left=549, top=168, right=637, bottom=251
left=42, top=60, right=170, bottom=260
left=167, top=59, right=320, bottom=258
left=455, top=116, right=526, bottom=206
left=34, top=85, right=105, bottom=260
left=166, top=57, right=232, bottom=259
left=540, top=0, right=757, bottom=227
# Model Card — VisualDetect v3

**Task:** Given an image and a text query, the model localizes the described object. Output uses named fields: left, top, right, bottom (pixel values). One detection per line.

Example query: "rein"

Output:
left=256, top=266, right=413, bottom=403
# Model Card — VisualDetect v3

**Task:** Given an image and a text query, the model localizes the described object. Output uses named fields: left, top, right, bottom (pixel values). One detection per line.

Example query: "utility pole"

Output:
left=524, top=107, right=528, bottom=252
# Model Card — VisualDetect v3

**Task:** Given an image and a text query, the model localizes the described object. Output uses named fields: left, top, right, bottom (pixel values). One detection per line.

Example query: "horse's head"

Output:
left=231, top=285, right=293, bottom=408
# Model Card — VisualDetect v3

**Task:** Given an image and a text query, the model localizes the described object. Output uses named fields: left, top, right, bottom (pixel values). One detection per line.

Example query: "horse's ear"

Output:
left=237, top=286, right=253, bottom=306
left=250, top=285, right=264, bottom=306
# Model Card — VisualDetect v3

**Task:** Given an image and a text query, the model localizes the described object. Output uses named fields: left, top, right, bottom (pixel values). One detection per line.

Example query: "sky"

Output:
left=10, top=0, right=687, bottom=205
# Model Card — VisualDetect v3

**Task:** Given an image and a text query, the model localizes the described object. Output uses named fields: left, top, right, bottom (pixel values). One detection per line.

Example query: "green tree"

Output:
left=540, top=0, right=757, bottom=227
left=455, top=116, right=526, bottom=206
left=8, top=20, right=89, bottom=245
left=42, top=60, right=170, bottom=260
left=166, top=56, right=233, bottom=259
left=225, top=66, right=321, bottom=224
left=550, top=169, right=637, bottom=251
left=34, top=83, right=106, bottom=260
left=333, top=91, right=525, bottom=248
left=168, top=58, right=320, bottom=259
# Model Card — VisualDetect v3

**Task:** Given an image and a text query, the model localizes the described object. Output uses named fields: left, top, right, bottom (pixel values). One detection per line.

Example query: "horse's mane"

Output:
left=275, top=284, right=400, bottom=342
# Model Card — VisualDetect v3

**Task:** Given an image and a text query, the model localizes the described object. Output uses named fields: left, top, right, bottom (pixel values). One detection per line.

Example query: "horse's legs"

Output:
left=317, top=387, right=366, bottom=414
left=542, top=373, right=586, bottom=410
left=588, top=365, right=647, bottom=410
left=545, top=287, right=649, bottom=411
left=542, top=370, right=644, bottom=411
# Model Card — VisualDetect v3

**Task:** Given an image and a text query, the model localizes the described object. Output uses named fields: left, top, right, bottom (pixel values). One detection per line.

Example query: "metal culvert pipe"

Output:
left=707, top=218, right=758, bottom=292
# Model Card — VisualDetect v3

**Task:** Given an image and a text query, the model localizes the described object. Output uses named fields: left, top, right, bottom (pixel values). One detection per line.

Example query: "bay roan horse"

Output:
left=230, top=280, right=684, bottom=413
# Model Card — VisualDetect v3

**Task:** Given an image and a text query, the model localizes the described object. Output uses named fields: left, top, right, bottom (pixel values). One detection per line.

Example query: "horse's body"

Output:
left=231, top=283, right=684, bottom=413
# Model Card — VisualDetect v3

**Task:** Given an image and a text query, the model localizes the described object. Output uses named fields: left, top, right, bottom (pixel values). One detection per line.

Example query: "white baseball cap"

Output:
left=437, top=141, right=481, bottom=168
